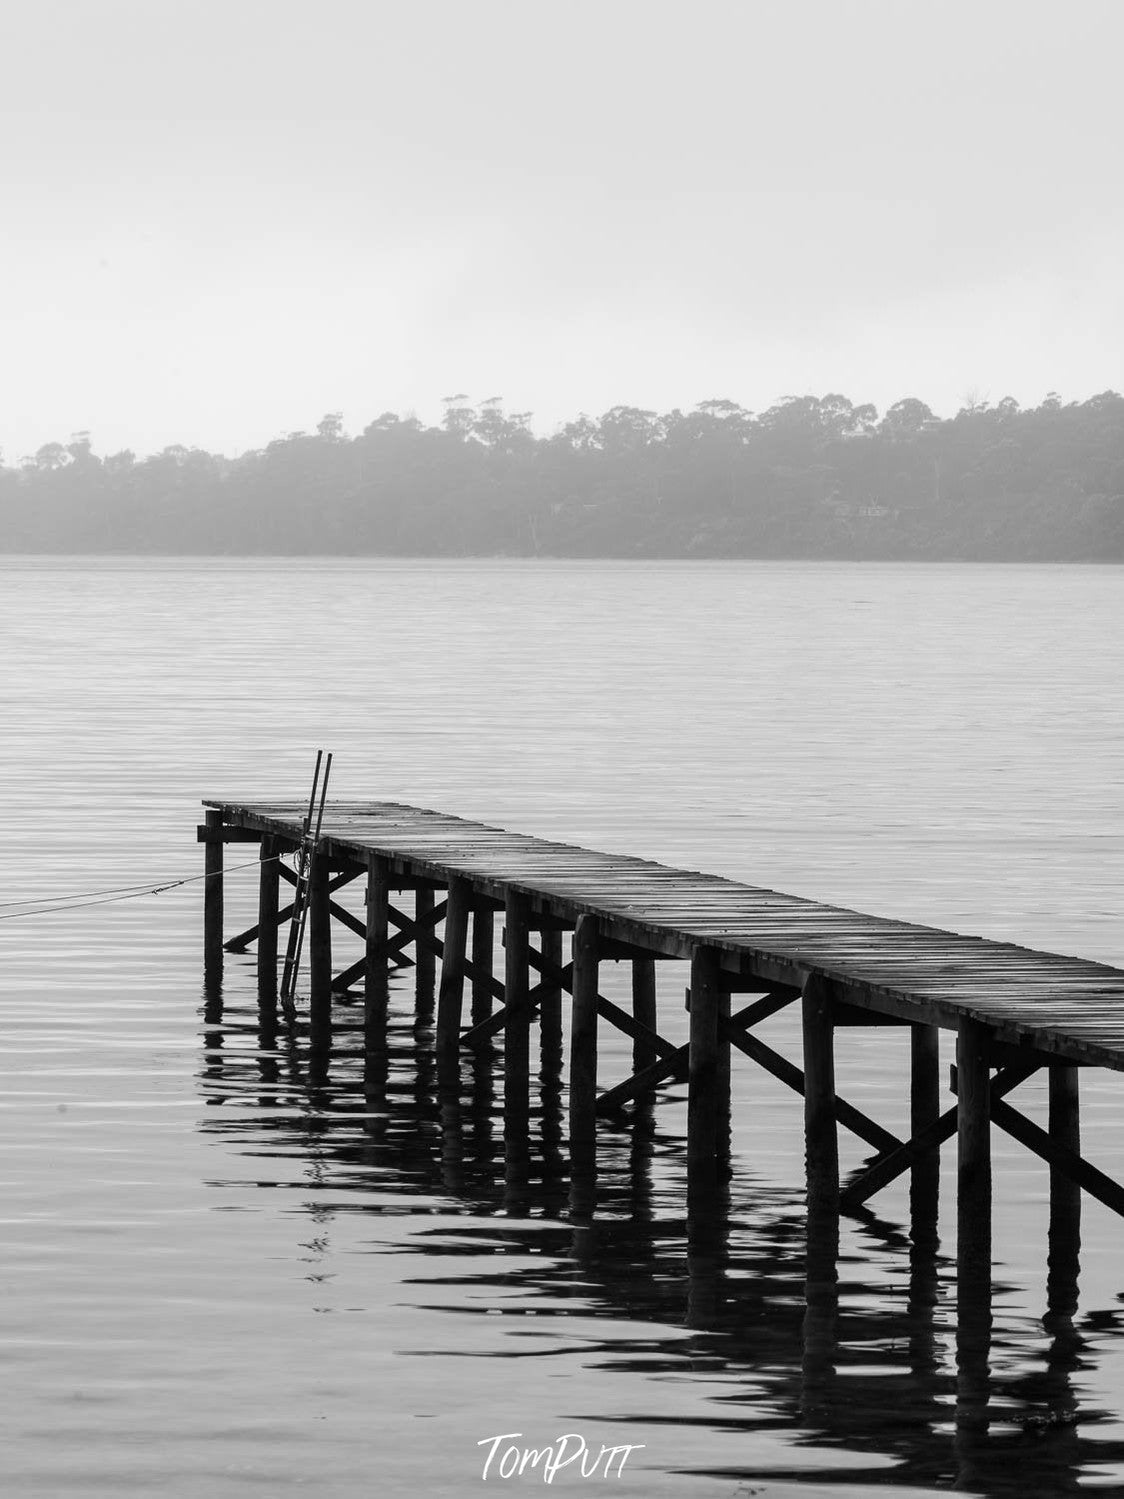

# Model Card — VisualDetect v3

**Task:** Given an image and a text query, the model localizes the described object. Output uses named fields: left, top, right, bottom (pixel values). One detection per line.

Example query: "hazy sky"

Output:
left=2, top=0, right=1121, bottom=458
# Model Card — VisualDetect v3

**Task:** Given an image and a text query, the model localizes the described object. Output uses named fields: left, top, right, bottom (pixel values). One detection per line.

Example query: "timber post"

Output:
left=308, top=847, right=332, bottom=1033
left=539, top=925, right=563, bottom=1070
left=957, top=1017, right=992, bottom=1304
left=437, top=877, right=472, bottom=1077
left=415, top=888, right=436, bottom=1010
left=503, top=890, right=532, bottom=1145
left=203, top=808, right=224, bottom=985
left=631, top=958, right=657, bottom=1072
left=802, top=973, right=838, bottom=1213
left=569, top=913, right=600, bottom=1213
left=365, top=853, right=390, bottom=1036
left=471, top=902, right=495, bottom=1027
left=687, top=945, right=722, bottom=1203
left=257, top=834, right=279, bottom=996
left=1048, top=1063, right=1081, bottom=1318
left=910, top=1022, right=941, bottom=1216
left=955, top=1013, right=993, bottom=1447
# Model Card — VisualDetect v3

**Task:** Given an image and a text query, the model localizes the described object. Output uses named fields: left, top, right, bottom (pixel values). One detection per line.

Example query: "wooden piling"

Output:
left=539, top=925, right=563, bottom=1068
left=256, top=835, right=279, bottom=995
left=910, top=1022, right=941, bottom=1213
left=957, top=1016, right=992, bottom=1295
left=688, top=946, right=722, bottom=1202
left=802, top=974, right=838, bottom=1213
left=437, top=877, right=472, bottom=1077
left=504, top=890, right=532, bottom=1141
left=717, top=981, right=732, bottom=1170
left=203, top=808, right=224, bottom=984
left=569, top=914, right=600, bottom=1209
left=365, top=853, right=390, bottom=1034
left=415, top=887, right=436, bottom=1008
left=471, top=903, right=495, bottom=1027
left=631, top=958, right=657, bottom=1072
left=308, top=849, right=332, bottom=1031
left=1048, top=1063, right=1081, bottom=1316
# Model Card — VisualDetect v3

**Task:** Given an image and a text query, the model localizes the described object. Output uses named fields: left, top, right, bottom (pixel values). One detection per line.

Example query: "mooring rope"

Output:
left=0, top=855, right=286, bottom=921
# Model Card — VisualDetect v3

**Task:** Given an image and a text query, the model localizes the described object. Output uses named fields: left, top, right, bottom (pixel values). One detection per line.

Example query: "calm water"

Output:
left=2, top=557, right=1123, bottom=1498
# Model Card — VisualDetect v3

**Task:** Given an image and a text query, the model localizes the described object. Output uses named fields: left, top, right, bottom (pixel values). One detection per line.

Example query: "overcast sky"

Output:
left=1, top=0, right=1121, bottom=458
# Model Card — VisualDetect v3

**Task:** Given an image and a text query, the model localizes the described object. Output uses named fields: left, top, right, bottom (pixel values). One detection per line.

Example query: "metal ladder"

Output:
left=279, top=750, right=332, bottom=1021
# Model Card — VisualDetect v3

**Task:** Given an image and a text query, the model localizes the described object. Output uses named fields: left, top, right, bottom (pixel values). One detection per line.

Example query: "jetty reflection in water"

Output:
left=198, top=973, right=1124, bottom=1498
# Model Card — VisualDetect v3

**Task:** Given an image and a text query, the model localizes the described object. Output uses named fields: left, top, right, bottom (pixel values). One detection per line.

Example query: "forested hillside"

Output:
left=3, top=391, right=1122, bottom=559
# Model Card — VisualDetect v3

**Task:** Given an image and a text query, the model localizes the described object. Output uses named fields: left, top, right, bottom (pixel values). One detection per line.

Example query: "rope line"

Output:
left=0, top=855, right=285, bottom=922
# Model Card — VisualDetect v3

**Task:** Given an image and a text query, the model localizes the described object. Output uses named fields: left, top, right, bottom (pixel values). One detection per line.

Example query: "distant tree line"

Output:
left=2, top=391, right=1122, bottom=559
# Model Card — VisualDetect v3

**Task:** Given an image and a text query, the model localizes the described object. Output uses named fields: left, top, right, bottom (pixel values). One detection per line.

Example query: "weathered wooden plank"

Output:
left=205, top=799, right=1124, bottom=1075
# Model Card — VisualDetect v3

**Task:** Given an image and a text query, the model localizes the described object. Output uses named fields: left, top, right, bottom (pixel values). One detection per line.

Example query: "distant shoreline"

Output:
left=3, top=550, right=1121, bottom=566
left=5, top=392, right=1121, bottom=561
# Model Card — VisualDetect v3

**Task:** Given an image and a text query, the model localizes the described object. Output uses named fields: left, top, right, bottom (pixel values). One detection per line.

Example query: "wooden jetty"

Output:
left=199, top=797, right=1124, bottom=1302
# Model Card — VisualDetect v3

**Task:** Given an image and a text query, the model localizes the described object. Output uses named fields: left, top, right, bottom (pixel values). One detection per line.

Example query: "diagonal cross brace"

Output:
left=225, top=868, right=360, bottom=952
left=943, top=1069, right=1124, bottom=1221
left=723, top=1022, right=902, bottom=1157
left=596, top=991, right=795, bottom=1114
left=460, top=960, right=572, bottom=1048
left=839, top=1060, right=1040, bottom=1209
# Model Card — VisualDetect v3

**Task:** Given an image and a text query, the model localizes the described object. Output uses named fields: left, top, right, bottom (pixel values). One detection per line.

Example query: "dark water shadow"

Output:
left=194, top=986, right=1124, bottom=1497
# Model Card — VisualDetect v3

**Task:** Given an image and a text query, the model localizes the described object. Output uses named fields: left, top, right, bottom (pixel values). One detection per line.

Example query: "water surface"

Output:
left=2, top=558, right=1123, bottom=1496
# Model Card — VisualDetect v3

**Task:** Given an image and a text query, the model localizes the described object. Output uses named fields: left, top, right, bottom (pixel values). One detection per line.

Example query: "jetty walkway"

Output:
left=199, top=797, right=1124, bottom=1295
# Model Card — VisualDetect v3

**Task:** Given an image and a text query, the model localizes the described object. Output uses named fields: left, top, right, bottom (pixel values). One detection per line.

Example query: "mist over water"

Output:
left=3, top=556, right=1123, bottom=1497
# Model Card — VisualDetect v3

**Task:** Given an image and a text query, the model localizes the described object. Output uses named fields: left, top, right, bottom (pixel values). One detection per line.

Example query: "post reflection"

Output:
left=800, top=1200, right=839, bottom=1416
left=192, top=987, right=1121, bottom=1499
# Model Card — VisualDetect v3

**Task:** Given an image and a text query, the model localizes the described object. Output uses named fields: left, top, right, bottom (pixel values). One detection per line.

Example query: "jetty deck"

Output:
left=199, top=796, right=1124, bottom=1298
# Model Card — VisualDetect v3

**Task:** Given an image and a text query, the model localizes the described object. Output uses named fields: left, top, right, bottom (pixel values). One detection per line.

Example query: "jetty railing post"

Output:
left=956, top=1017, right=992, bottom=1314
left=471, top=902, right=495, bottom=1027
left=365, top=853, right=390, bottom=1036
left=802, top=974, right=838, bottom=1213
left=308, top=848, right=332, bottom=1033
left=203, top=808, right=224, bottom=985
left=569, top=914, right=600, bottom=1214
left=415, top=887, right=436, bottom=1012
left=1048, top=1063, right=1081, bottom=1316
left=503, top=890, right=532, bottom=1142
left=910, top=1022, right=941, bottom=1216
left=257, top=835, right=280, bottom=996
left=437, top=877, right=472, bottom=1080
left=631, top=958, right=658, bottom=1072
left=688, top=945, right=723, bottom=1204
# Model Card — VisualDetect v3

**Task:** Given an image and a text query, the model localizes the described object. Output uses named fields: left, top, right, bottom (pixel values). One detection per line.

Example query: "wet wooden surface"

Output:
left=204, top=798, right=1124, bottom=1071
